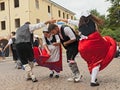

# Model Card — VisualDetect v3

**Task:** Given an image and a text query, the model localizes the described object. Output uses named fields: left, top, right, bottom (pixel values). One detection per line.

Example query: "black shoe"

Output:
left=55, top=75, right=59, bottom=78
left=49, top=71, right=54, bottom=78
left=17, top=66, right=22, bottom=69
left=49, top=73, right=54, bottom=78
left=95, top=78, right=97, bottom=82
left=32, top=78, right=38, bottom=82
left=90, top=82, right=100, bottom=87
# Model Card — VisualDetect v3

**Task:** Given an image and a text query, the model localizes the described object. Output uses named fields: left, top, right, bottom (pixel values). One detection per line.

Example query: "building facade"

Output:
left=0, top=0, right=75, bottom=38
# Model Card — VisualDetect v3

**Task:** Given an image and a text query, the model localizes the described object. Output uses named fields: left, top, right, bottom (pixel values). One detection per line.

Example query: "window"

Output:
left=36, top=19, right=40, bottom=23
left=71, top=16, right=73, bottom=20
left=35, top=0, right=39, bottom=9
left=67, top=14, right=69, bottom=19
left=1, top=21, right=6, bottom=30
left=58, top=10, right=61, bottom=17
left=0, top=2, right=5, bottom=11
left=14, top=0, right=19, bottom=8
left=48, top=5, right=51, bottom=13
left=63, top=12, right=65, bottom=18
left=15, top=18, right=20, bottom=28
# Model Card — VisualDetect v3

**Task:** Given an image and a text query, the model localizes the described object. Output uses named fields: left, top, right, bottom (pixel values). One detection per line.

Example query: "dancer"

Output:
left=34, top=27, right=62, bottom=78
left=59, top=14, right=116, bottom=86
left=3, top=32, right=22, bottom=69
left=15, top=20, right=55, bottom=82
left=48, top=23, right=82, bottom=82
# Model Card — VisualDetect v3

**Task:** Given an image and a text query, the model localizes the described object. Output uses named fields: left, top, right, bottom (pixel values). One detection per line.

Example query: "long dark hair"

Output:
left=78, top=14, right=103, bottom=27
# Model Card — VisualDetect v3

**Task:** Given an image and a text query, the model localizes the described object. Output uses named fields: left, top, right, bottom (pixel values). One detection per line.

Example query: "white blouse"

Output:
left=42, top=35, right=60, bottom=45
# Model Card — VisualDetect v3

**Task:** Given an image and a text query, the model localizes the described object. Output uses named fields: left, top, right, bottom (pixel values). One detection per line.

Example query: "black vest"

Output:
left=60, top=25, right=78, bottom=49
left=45, top=35, right=56, bottom=45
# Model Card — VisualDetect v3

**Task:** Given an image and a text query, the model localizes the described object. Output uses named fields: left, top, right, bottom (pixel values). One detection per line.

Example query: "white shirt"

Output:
left=42, top=35, right=60, bottom=45
left=58, top=25, right=76, bottom=40
left=29, top=22, right=46, bottom=33
left=67, top=19, right=88, bottom=40
left=68, top=19, right=79, bottom=27
left=7, top=38, right=13, bottom=45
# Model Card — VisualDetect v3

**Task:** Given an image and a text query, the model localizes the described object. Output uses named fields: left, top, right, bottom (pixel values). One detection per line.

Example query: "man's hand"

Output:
left=63, top=42, right=68, bottom=46
left=63, top=39, right=76, bottom=46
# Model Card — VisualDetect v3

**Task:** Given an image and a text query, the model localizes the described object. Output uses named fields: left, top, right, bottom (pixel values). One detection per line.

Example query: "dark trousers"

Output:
left=16, top=43, right=34, bottom=65
left=66, top=44, right=80, bottom=76
left=66, top=44, right=78, bottom=62
left=11, top=49, right=19, bottom=61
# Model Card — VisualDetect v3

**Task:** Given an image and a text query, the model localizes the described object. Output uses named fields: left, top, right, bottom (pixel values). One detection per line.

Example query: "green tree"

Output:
left=106, top=0, right=120, bottom=29
left=101, top=28, right=116, bottom=38
left=101, top=27, right=120, bottom=41
left=114, top=28, right=120, bottom=41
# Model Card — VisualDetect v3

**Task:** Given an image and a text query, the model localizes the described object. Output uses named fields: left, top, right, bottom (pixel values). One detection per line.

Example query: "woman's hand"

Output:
left=53, top=42, right=60, bottom=46
left=47, top=50, right=51, bottom=55
left=57, top=19, right=68, bottom=23
left=45, top=19, right=56, bottom=25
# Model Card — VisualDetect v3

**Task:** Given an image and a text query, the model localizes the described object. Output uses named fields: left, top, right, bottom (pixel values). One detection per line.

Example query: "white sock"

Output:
left=50, top=70, right=54, bottom=74
left=91, top=65, right=100, bottom=83
left=55, top=71, right=59, bottom=75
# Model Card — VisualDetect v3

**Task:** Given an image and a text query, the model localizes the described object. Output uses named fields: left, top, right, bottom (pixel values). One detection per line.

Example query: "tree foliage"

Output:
left=105, top=0, right=120, bottom=41
left=106, top=0, right=120, bottom=29
left=101, top=28, right=116, bottom=38
left=101, top=27, right=120, bottom=41
left=89, top=0, right=120, bottom=41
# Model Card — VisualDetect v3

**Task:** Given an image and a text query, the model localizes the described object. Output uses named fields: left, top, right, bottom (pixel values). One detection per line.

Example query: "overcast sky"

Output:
left=51, top=0, right=111, bottom=19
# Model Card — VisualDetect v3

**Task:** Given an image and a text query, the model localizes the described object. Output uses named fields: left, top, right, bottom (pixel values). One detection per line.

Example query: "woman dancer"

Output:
left=59, top=14, right=116, bottom=86
left=34, top=27, right=62, bottom=78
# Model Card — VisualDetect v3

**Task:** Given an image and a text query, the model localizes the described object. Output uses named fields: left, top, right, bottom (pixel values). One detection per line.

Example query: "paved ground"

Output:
left=0, top=55, right=120, bottom=90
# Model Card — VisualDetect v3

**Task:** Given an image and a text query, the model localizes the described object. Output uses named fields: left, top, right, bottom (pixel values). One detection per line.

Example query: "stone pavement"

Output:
left=0, top=55, right=120, bottom=90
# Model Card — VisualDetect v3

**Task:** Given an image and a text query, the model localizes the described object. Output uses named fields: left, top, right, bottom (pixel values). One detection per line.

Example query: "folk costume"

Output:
left=68, top=15, right=116, bottom=86
left=43, top=34, right=62, bottom=77
left=15, top=22, right=47, bottom=82
left=48, top=23, right=81, bottom=82
left=33, top=26, right=62, bottom=78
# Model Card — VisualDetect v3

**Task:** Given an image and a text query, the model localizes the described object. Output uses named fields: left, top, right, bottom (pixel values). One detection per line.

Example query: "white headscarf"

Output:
left=43, top=26, right=48, bottom=32
left=81, top=11, right=90, bottom=17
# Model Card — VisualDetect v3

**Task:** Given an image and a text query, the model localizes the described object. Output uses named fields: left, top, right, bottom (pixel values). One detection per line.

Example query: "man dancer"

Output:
left=15, top=20, right=55, bottom=82
left=48, top=23, right=82, bottom=82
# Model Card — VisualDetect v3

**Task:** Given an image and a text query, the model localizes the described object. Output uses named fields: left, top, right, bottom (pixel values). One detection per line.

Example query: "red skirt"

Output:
left=78, top=32, right=116, bottom=73
left=33, top=46, right=62, bottom=73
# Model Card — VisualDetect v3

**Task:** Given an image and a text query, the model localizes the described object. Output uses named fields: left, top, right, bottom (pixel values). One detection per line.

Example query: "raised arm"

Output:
left=29, top=19, right=56, bottom=33
left=58, top=19, right=79, bottom=26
